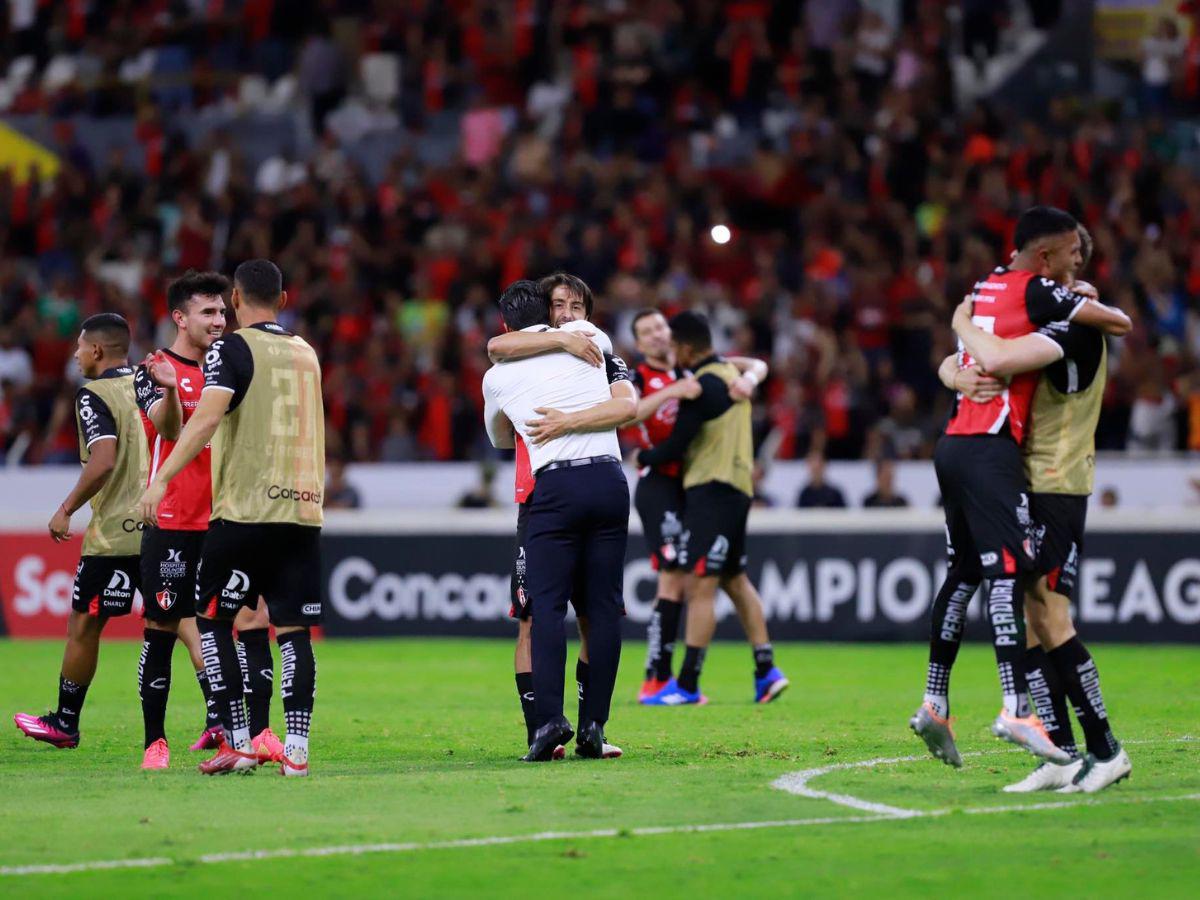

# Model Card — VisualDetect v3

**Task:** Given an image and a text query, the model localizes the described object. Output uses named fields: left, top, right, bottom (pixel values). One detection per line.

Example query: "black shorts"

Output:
left=935, top=434, right=1036, bottom=580
left=196, top=520, right=323, bottom=627
left=634, top=470, right=686, bottom=571
left=509, top=500, right=589, bottom=621
left=139, top=527, right=205, bottom=623
left=72, top=555, right=142, bottom=617
left=679, top=481, right=751, bottom=577
left=1030, top=493, right=1087, bottom=600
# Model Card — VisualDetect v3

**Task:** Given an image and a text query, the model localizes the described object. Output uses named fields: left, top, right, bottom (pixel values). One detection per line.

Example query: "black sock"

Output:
left=197, top=617, right=248, bottom=745
left=986, top=577, right=1029, bottom=718
left=1025, top=645, right=1077, bottom=756
left=196, top=670, right=220, bottom=728
left=676, top=645, right=706, bottom=694
left=1048, top=637, right=1119, bottom=760
left=55, top=675, right=89, bottom=732
left=752, top=643, right=774, bottom=679
left=516, top=672, right=536, bottom=745
left=138, top=629, right=176, bottom=748
left=924, top=574, right=977, bottom=718
left=277, top=630, right=316, bottom=763
left=645, top=598, right=683, bottom=681
left=238, top=628, right=273, bottom=736
left=576, top=659, right=589, bottom=727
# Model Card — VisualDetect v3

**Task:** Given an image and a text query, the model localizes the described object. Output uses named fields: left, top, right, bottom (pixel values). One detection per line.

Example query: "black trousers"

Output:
left=526, top=459, right=629, bottom=728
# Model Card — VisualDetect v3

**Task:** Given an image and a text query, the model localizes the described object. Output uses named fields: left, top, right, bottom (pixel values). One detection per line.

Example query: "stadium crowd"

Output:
left=2, top=1, right=1200, bottom=473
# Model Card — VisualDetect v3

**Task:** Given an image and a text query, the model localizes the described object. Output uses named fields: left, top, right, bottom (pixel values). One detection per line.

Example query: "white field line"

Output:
left=3, top=737, right=1195, bottom=877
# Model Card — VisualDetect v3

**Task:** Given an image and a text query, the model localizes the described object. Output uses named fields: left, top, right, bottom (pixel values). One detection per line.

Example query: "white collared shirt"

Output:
left=482, top=320, right=621, bottom=474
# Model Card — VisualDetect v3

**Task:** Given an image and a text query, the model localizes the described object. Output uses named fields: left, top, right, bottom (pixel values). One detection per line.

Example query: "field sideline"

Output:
left=1, top=638, right=1197, bottom=898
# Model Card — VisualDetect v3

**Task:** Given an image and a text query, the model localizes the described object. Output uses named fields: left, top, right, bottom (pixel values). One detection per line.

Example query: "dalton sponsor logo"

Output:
left=222, top=569, right=250, bottom=601
left=267, top=485, right=322, bottom=503
left=105, top=570, right=133, bottom=599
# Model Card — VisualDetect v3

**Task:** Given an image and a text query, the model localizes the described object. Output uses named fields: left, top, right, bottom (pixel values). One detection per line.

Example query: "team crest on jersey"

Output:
left=155, top=588, right=176, bottom=611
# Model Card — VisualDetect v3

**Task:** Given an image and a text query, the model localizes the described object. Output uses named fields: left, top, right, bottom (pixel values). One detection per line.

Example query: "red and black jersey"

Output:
left=135, top=349, right=212, bottom=531
left=945, top=267, right=1088, bottom=446
left=627, top=362, right=683, bottom=479
left=514, top=435, right=534, bottom=504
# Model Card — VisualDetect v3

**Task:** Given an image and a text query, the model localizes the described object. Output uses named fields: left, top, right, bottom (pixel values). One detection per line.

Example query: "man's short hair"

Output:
left=498, top=280, right=550, bottom=331
left=167, top=270, right=230, bottom=314
left=1014, top=206, right=1078, bottom=251
left=80, top=313, right=131, bottom=356
left=1077, top=225, right=1094, bottom=270
left=538, top=272, right=594, bottom=319
left=668, top=310, right=712, bottom=351
left=631, top=308, right=663, bottom=340
left=234, top=259, right=283, bottom=307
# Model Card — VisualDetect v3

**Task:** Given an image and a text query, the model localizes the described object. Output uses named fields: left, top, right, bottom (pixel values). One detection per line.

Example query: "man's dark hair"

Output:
left=498, top=279, right=550, bottom=331
left=167, top=269, right=230, bottom=314
left=234, top=259, right=283, bottom=307
left=1014, top=206, right=1078, bottom=251
left=538, top=272, right=594, bottom=319
left=80, top=313, right=131, bottom=356
left=1078, top=224, right=1094, bottom=271
left=631, top=308, right=663, bottom=340
left=668, top=310, right=712, bottom=351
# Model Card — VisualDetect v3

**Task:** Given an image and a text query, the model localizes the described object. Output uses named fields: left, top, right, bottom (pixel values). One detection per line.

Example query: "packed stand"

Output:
left=2, top=1, right=1200, bottom=474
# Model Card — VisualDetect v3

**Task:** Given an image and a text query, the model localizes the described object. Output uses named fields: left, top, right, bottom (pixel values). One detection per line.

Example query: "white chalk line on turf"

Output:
left=3, top=737, right=1195, bottom=877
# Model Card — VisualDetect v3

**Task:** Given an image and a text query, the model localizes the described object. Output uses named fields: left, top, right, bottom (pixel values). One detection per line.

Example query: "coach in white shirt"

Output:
left=483, top=280, right=636, bottom=762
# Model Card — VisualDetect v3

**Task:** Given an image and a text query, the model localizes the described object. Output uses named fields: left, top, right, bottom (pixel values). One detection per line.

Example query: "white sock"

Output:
left=1002, top=693, right=1022, bottom=717
left=230, top=726, right=251, bottom=752
left=285, top=734, right=309, bottom=765
left=923, top=693, right=949, bottom=719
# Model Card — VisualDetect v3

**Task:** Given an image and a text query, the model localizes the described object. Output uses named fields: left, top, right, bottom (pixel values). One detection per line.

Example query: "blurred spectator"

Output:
left=797, top=453, right=847, bottom=509
left=1142, top=18, right=1186, bottom=114
left=457, top=462, right=498, bottom=509
left=1099, top=487, right=1120, bottom=508
left=0, top=3, right=1196, bottom=467
left=324, top=458, right=362, bottom=510
left=863, top=458, right=909, bottom=508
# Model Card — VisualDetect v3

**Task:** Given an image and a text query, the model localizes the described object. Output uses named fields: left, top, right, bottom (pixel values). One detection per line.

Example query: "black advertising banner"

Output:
left=320, top=530, right=1200, bottom=642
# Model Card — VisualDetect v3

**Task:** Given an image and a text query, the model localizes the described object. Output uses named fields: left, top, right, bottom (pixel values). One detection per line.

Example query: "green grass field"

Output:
left=1, top=638, right=1197, bottom=898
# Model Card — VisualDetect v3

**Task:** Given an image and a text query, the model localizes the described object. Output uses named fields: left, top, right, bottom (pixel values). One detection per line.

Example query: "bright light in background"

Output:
left=710, top=224, right=731, bottom=244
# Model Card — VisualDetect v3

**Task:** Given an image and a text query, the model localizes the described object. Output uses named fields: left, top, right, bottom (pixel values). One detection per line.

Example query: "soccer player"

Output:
left=633, top=311, right=788, bottom=706
left=925, top=231, right=1131, bottom=794
left=138, top=259, right=324, bottom=777
left=134, top=270, right=283, bottom=769
left=910, top=206, right=1130, bottom=766
left=14, top=314, right=148, bottom=749
left=487, top=273, right=630, bottom=757
left=624, top=308, right=771, bottom=701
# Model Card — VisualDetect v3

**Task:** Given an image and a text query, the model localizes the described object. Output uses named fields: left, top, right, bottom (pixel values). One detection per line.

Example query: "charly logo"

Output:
left=708, top=535, right=730, bottom=565
left=222, top=569, right=250, bottom=600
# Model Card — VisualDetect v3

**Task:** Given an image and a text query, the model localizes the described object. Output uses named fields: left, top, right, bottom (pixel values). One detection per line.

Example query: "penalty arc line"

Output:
left=3, top=737, right=1196, bottom=877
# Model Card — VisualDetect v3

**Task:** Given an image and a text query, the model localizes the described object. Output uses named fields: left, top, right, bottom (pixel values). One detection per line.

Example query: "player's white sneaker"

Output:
left=1002, top=758, right=1082, bottom=793
left=990, top=710, right=1073, bottom=764
left=601, top=741, right=623, bottom=759
left=1058, top=747, right=1131, bottom=794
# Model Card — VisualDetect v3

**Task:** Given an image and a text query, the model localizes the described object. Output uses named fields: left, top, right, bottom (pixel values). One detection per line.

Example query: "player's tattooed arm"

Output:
left=137, top=389, right=231, bottom=525
left=526, top=381, right=638, bottom=445
left=952, top=297, right=1063, bottom=377
left=487, top=329, right=603, bottom=367
left=727, top=356, right=768, bottom=401
left=937, top=353, right=1004, bottom=402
